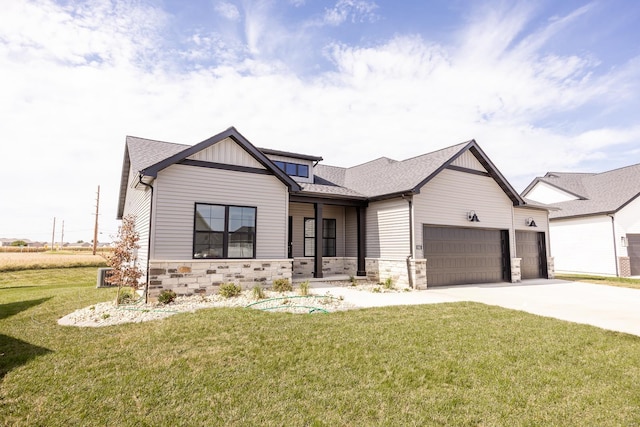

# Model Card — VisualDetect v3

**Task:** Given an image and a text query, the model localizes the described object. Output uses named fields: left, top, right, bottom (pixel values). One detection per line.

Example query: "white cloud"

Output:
left=323, top=0, right=379, bottom=26
left=1, top=0, right=639, bottom=242
left=214, top=1, right=241, bottom=21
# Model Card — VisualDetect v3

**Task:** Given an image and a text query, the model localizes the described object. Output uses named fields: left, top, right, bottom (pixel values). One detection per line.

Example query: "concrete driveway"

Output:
left=314, top=279, right=640, bottom=337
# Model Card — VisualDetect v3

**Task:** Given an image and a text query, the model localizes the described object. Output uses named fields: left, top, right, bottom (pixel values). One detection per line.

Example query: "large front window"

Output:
left=194, top=204, right=256, bottom=259
left=304, top=218, right=336, bottom=257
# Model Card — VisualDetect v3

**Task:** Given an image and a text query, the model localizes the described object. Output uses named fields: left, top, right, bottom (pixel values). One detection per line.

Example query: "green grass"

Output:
left=2, top=268, right=640, bottom=426
left=556, top=273, right=640, bottom=290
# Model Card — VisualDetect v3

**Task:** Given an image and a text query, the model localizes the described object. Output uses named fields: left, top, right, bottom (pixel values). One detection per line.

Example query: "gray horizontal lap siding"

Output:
left=122, top=167, right=151, bottom=278
left=152, top=164, right=288, bottom=260
left=366, top=198, right=410, bottom=259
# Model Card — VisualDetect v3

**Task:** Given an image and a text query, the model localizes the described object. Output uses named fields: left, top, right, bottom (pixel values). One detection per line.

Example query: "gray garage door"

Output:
left=628, top=234, right=640, bottom=276
left=516, top=231, right=547, bottom=279
left=424, top=226, right=508, bottom=287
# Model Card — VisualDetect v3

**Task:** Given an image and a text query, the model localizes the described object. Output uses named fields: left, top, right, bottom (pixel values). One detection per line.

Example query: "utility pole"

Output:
left=93, top=185, right=100, bottom=255
left=60, top=220, right=65, bottom=249
left=51, top=217, right=56, bottom=251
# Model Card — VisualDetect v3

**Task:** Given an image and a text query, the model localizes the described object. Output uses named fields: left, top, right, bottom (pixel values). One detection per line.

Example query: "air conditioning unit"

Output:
left=96, top=267, right=115, bottom=288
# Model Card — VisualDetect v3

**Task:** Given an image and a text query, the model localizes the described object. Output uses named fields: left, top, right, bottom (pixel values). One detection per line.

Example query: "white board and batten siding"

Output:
left=187, top=137, right=266, bottom=169
left=550, top=215, right=616, bottom=275
left=152, top=164, right=288, bottom=260
left=413, top=169, right=514, bottom=259
left=122, top=166, right=152, bottom=273
left=366, top=198, right=410, bottom=258
left=288, top=202, right=346, bottom=257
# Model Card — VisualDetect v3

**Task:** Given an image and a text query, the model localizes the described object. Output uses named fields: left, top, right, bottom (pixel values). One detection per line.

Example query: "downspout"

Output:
left=138, top=173, right=154, bottom=303
left=402, top=194, right=414, bottom=288
left=608, top=214, right=619, bottom=277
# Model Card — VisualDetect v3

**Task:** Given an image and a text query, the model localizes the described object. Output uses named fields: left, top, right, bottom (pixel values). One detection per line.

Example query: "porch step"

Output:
left=292, top=275, right=368, bottom=283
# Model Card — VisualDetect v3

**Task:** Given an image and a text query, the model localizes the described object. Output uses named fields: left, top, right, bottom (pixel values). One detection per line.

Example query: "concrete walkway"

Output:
left=313, top=279, right=640, bottom=337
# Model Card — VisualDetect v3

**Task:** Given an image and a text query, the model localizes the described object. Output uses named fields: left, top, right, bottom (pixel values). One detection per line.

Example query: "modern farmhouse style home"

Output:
left=117, top=127, right=553, bottom=299
left=523, top=164, right=640, bottom=277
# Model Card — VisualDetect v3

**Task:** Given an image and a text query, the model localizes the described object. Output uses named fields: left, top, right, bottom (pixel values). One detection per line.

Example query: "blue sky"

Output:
left=1, top=0, right=639, bottom=243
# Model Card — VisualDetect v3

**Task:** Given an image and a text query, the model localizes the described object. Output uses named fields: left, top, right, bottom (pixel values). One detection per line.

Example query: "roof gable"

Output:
left=140, top=127, right=299, bottom=191
left=117, top=127, right=301, bottom=219
left=522, top=163, right=640, bottom=219
left=309, top=140, right=523, bottom=205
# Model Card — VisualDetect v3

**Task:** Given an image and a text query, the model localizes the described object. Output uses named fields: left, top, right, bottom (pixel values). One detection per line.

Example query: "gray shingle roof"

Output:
left=527, top=164, right=640, bottom=218
left=118, top=129, right=526, bottom=218
left=313, top=142, right=509, bottom=200
left=126, top=136, right=188, bottom=172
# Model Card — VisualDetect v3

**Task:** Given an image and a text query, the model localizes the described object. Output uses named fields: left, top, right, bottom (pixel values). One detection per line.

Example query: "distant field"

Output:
left=0, top=252, right=108, bottom=272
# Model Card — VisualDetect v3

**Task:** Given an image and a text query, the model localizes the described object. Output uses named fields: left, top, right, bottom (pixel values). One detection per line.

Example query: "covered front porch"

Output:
left=288, top=196, right=367, bottom=280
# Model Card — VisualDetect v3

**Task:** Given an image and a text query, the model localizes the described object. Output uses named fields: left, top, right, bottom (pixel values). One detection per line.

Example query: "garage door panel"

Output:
left=424, top=226, right=505, bottom=287
left=628, top=234, right=640, bottom=276
left=516, top=231, right=545, bottom=279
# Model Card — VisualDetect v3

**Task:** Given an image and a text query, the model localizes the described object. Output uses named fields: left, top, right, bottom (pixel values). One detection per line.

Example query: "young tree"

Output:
left=107, top=214, right=142, bottom=305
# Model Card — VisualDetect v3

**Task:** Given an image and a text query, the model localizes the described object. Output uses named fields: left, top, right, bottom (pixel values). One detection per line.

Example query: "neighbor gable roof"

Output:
left=311, top=140, right=524, bottom=205
left=117, top=127, right=301, bottom=219
left=522, top=164, right=640, bottom=219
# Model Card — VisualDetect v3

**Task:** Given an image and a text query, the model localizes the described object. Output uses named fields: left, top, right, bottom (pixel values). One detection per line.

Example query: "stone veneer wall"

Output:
left=618, top=256, right=630, bottom=277
left=147, top=259, right=292, bottom=301
left=292, top=257, right=358, bottom=278
left=366, top=258, right=426, bottom=289
left=511, top=258, right=521, bottom=283
left=547, top=256, right=555, bottom=279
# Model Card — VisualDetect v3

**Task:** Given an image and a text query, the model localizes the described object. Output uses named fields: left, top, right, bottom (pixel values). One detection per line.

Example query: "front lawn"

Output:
left=1, top=268, right=639, bottom=426
left=556, top=273, right=640, bottom=290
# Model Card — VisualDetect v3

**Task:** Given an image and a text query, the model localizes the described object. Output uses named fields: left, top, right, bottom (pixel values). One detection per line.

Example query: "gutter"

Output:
left=137, top=173, right=154, bottom=303
left=402, top=194, right=414, bottom=288
left=607, top=214, right=619, bottom=277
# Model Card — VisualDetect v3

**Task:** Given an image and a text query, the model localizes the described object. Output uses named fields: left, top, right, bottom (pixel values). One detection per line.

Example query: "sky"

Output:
left=1, top=0, right=639, bottom=244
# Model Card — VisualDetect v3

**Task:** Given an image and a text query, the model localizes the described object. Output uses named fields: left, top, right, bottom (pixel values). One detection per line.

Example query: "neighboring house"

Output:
left=522, top=164, right=640, bottom=277
left=117, top=127, right=552, bottom=299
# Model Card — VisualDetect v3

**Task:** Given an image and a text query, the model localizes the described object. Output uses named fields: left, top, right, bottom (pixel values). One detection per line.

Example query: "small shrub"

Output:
left=102, top=313, right=110, bottom=320
left=89, top=306, right=95, bottom=311
left=349, top=275, right=357, bottom=286
left=372, top=287, right=381, bottom=293
left=157, top=289, right=177, bottom=305
left=252, top=285, right=265, bottom=300
left=219, top=282, right=242, bottom=298
left=117, top=288, right=135, bottom=305
left=298, top=281, right=310, bottom=296
left=272, top=278, right=292, bottom=292
left=382, top=277, right=394, bottom=290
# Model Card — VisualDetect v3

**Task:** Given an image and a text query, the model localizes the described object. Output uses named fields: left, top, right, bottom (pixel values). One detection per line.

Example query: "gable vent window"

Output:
left=274, top=161, right=309, bottom=178
left=193, top=203, right=256, bottom=259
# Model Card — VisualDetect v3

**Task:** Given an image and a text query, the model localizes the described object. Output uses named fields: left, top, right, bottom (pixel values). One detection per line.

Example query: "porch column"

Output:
left=314, top=202, right=323, bottom=278
left=356, top=206, right=366, bottom=276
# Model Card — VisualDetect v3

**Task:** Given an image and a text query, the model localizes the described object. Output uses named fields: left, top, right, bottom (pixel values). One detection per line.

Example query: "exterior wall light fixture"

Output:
left=621, top=236, right=628, bottom=247
left=468, top=211, right=480, bottom=222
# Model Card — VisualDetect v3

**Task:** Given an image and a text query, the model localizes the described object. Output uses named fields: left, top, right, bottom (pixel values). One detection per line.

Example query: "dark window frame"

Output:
left=303, top=217, right=336, bottom=257
left=193, top=203, right=257, bottom=259
left=274, top=160, right=309, bottom=178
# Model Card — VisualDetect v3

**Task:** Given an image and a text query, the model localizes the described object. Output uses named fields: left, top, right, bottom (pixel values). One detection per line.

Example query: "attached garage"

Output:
left=628, top=234, right=640, bottom=276
left=515, top=231, right=548, bottom=279
left=423, top=226, right=510, bottom=287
